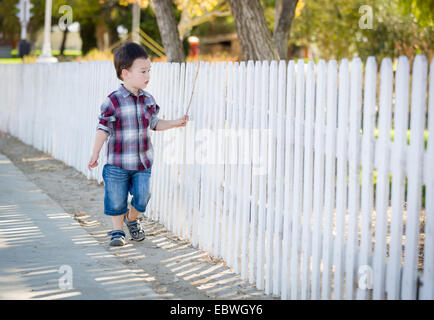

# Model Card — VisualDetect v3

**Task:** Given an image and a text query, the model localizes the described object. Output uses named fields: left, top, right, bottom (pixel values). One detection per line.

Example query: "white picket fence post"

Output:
left=265, top=60, right=277, bottom=294
left=256, top=60, right=269, bottom=291
left=345, top=57, right=362, bottom=300
left=402, top=55, right=427, bottom=299
left=311, top=59, right=326, bottom=300
left=272, top=60, right=287, bottom=296
left=0, top=55, right=432, bottom=300
left=420, top=58, right=434, bottom=300
left=386, top=56, right=409, bottom=299
left=356, top=57, right=377, bottom=300
left=248, top=60, right=263, bottom=285
left=322, top=60, right=338, bottom=300
left=300, top=60, right=315, bottom=299
left=289, top=59, right=305, bottom=299
left=281, top=60, right=296, bottom=300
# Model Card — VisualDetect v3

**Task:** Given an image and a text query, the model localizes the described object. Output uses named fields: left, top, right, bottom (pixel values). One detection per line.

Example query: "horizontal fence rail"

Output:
left=0, top=55, right=432, bottom=300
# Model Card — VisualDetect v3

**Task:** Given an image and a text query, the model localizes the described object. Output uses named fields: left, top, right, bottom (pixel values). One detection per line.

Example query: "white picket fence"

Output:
left=0, top=55, right=432, bottom=300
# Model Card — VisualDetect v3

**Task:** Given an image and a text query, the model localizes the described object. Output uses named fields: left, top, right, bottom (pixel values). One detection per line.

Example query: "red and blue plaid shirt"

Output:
left=96, top=84, right=160, bottom=171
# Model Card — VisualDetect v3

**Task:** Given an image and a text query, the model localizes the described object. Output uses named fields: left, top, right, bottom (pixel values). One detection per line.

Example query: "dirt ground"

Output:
left=0, top=131, right=276, bottom=300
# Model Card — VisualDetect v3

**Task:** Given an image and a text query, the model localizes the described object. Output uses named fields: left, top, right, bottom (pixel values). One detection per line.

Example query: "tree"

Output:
left=398, top=0, right=434, bottom=28
left=151, top=0, right=185, bottom=62
left=112, top=1, right=227, bottom=62
left=289, top=0, right=433, bottom=62
left=78, top=0, right=128, bottom=55
left=289, top=0, right=363, bottom=60
left=176, top=0, right=231, bottom=40
left=227, top=0, right=299, bottom=61
left=273, top=0, right=299, bottom=59
left=26, top=0, right=114, bottom=56
left=151, top=0, right=232, bottom=62
left=0, top=0, right=20, bottom=46
left=227, top=0, right=278, bottom=61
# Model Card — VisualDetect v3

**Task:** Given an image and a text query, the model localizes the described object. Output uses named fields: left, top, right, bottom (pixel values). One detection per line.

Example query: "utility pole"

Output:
left=37, top=0, right=58, bottom=63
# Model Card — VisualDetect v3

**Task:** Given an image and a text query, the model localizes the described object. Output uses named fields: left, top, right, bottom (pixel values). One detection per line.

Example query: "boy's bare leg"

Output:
left=126, top=205, right=141, bottom=222
left=124, top=206, right=146, bottom=241
left=112, top=214, right=125, bottom=230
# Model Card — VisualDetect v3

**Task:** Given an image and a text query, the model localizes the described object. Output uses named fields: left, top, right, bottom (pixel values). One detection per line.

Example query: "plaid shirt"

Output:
left=96, top=84, right=160, bottom=171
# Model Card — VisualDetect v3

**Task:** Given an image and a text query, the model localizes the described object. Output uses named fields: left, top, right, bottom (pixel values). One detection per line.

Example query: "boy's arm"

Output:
left=92, top=129, right=109, bottom=156
left=88, top=97, right=115, bottom=170
left=92, top=95, right=116, bottom=155
left=149, top=101, right=188, bottom=131
left=154, top=119, right=178, bottom=131
left=154, top=115, right=189, bottom=131
left=88, top=129, right=108, bottom=170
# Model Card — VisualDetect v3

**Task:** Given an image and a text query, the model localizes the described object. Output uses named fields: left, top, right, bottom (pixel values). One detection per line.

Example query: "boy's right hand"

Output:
left=88, top=153, right=99, bottom=171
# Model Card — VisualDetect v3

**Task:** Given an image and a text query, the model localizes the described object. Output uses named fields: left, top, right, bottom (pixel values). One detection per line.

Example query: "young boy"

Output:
left=88, top=42, right=188, bottom=246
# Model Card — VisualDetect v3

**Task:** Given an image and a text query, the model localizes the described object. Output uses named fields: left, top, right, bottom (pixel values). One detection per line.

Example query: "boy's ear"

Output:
left=121, top=68, right=128, bottom=80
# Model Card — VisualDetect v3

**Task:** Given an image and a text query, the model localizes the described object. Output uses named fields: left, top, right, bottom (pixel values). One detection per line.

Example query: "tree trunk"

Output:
left=59, top=27, right=69, bottom=57
left=274, top=0, right=298, bottom=59
left=80, top=22, right=96, bottom=56
left=132, top=2, right=141, bottom=44
left=274, top=0, right=283, bottom=32
left=151, top=0, right=185, bottom=62
left=95, top=20, right=109, bottom=51
left=227, top=0, right=279, bottom=61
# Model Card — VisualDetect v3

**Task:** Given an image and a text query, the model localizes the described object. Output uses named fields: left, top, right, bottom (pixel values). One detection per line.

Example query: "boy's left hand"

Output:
left=175, top=114, right=189, bottom=127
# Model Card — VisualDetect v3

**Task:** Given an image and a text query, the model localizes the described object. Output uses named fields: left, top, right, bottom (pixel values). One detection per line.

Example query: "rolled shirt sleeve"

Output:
left=96, top=96, right=116, bottom=136
left=149, top=104, right=160, bottom=131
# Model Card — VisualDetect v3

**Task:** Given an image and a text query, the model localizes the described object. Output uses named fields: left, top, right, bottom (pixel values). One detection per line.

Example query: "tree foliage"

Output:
left=1, top=0, right=431, bottom=61
left=290, top=0, right=433, bottom=61
left=398, top=0, right=434, bottom=28
left=0, top=0, right=20, bottom=45
left=175, top=0, right=220, bottom=17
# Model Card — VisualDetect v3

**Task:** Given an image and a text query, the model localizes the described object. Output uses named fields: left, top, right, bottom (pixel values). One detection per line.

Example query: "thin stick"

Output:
left=185, top=60, right=200, bottom=115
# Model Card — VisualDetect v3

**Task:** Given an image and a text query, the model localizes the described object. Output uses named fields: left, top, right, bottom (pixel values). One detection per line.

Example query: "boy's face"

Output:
left=122, top=57, right=151, bottom=89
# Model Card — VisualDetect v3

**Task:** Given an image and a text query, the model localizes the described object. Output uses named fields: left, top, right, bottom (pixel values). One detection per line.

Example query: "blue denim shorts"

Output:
left=102, top=163, right=152, bottom=216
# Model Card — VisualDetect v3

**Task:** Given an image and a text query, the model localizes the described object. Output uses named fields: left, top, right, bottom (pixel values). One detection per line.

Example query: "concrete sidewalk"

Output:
left=0, top=152, right=162, bottom=300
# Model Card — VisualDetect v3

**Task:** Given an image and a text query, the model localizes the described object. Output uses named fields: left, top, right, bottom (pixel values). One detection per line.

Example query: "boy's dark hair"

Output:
left=113, top=41, right=149, bottom=80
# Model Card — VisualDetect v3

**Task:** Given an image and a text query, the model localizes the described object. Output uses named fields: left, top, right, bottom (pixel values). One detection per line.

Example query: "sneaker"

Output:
left=124, top=212, right=146, bottom=241
left=107, top=230, right=126, bottom=246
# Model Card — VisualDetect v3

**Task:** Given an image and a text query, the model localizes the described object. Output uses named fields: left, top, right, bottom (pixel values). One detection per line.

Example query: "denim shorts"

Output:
left=102, top=163, right=152, bottom=216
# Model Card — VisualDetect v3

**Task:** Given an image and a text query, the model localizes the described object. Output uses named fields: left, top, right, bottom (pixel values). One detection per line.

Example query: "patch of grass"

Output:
left=362, top=128, right=429, bottom=149
left=0, top=58, right=22, bottom=64
left=11, top=49, right=82, bottom=56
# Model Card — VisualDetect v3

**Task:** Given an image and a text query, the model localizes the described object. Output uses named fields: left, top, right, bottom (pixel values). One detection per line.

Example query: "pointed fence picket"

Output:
left=420, top=58, right=434, bottom=300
